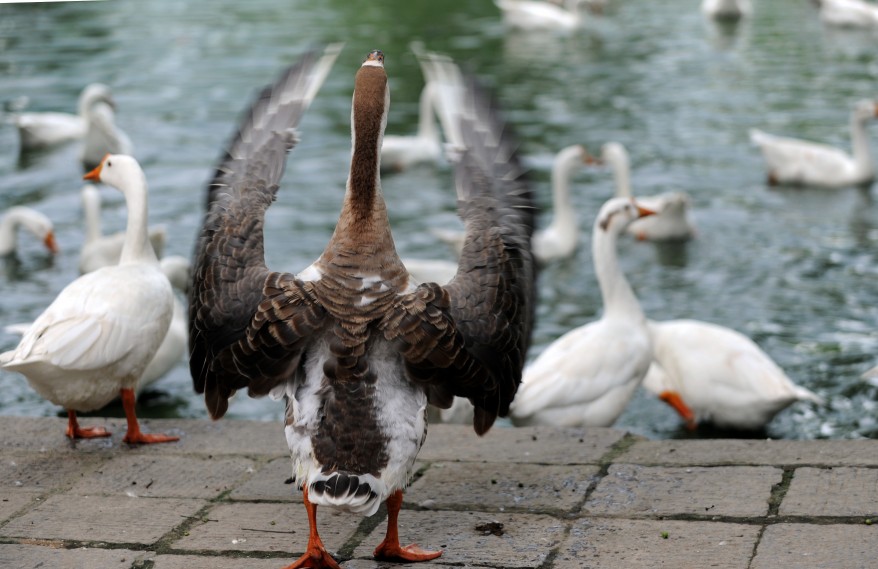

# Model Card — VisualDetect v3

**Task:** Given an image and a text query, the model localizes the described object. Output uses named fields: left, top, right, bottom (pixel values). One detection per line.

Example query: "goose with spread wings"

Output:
left=189, top=47, right=535, bottom=569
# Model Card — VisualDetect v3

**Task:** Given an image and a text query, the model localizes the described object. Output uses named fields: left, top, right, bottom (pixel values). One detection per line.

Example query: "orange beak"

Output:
left=43, top=231, right=58, bottom=255
left=658, top=390, right=697, bottom=431
left=582, top=148, right=603, bottom=166
left=83, top=155, right=109, bottom=181
left=873, top=102, right=878, bottom=118
left=634, top=201, right=657, bottom=218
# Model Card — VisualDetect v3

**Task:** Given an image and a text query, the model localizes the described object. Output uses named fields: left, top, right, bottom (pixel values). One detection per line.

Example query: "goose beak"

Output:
left=43, top=231, right=58, bottom=255
left=583, top=149, right=603, bottom=166
left=83, top=155, right=109, bottom=181
left=658, top=390, right=697, bottom=431
left=635, top=202, right=657, bottom=218
left=364, top=49, right=385, bottom=66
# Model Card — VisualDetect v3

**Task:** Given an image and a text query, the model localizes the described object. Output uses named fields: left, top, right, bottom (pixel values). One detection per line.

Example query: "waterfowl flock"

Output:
left=1, top=0, right=878, bottom=565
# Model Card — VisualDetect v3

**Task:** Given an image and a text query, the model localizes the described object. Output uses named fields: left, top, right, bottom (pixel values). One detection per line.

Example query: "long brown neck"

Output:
left=324, top=64, right=399, bottom=264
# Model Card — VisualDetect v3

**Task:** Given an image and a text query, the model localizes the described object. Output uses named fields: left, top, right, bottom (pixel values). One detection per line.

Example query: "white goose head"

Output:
left=597, top=196, right=655, bottom=235
left=853, top=99, right=878, bottom=123
left=0, top=206, right=58, bottom=256
left=83, top=154, right=145, bottom=196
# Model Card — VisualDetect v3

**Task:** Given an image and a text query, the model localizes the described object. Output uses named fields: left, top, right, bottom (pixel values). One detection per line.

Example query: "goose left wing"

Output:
left=189, top=45, right=341, bottom=419
left=381, top=59, right=537, bottom=435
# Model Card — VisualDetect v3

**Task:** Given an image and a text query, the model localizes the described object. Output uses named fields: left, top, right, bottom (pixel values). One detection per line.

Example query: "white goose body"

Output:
left=494, top=0, right=584, bottom=31
left=600, top=142, right=696, bottom=241
left=701, top=0, right=751, bottom=21
left=750, top=99, right=878, bottom=188
left=0, top=206, right=58, bottom=257
left=79, top=183, right=166, bottom=274
left=819, top=0, right=878, bottom=28
left=643, top=319, right=823, bottom=430
left=138, top=256, right=190, bottom=390
left=13, top=83, right=110, bottom=151
left=2, top=155, right=176, bottom=444
left=510, top=197, right=655, bottom=428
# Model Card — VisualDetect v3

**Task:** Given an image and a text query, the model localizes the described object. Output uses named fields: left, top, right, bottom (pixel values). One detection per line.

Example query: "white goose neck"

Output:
left=416, top=83, right=439, bottom=143
left=118, top=169, right=157, bottom=265
left=546, top=145, right=582, bottom=234
left=593, top=224, right=643, bottom=320
left=0, top=209, right=22, bottom=255
left=849, top=110, right=874, bottom=180
left=81, top=185, right=102, bottom=244
left=608, top=148, right=632, bottom=198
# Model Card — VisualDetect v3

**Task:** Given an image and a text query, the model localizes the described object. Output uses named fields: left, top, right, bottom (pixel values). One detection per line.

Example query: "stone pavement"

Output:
left=0, top=416, right=876, bottom=568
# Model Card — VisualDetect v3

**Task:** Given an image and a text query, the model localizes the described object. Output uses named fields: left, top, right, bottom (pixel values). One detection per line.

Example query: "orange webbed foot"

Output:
left=66, top=425, right=111, bottom=439
left=123, top=431, right=179, bottom=444
left=282, top=544, right=342, bottom=569
left=373, top=540, right=443, bottom=563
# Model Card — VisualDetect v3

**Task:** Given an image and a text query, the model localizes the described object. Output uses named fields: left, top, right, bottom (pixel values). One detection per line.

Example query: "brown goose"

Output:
left=189, top=47, right=536, bottom=569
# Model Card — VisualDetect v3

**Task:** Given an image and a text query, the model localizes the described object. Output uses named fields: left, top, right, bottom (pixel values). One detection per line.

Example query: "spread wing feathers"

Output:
left=382, top=60, right=536, bottom=436
left=189, top=45, right=340, bottom=419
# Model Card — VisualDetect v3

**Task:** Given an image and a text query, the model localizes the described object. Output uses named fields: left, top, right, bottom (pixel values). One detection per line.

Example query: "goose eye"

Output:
left=106, top=161, right=112, bottom=167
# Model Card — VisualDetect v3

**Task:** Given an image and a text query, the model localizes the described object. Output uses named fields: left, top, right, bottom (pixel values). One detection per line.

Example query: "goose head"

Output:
left=853, top=99, right=878, bottom=122
left=78, top=83, right=114, bottom=116
left=1, top=206, right=58, bottom=255
left=597, top=197, right=655, bottom=235
left=600, top=142, right=629, bottom=170
left=83, top=154, right=145, bottom=196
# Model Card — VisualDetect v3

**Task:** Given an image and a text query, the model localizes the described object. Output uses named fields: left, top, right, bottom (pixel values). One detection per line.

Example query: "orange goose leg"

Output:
left=65, top=409, right=110, bottom=439
left=373, top=490, right=442, bottom=562
left=120, top=388, right=179, bottom=444
left=658, top=390, right=697, bottom=431
left=283, top=486, right=340, bottom=569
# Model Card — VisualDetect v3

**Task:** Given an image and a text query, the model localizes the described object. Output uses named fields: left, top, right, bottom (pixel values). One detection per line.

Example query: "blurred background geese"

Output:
left=1, top=155, right=177, bottom=444
left=750, top=99, right=878, bottom=188
left=701, top=0, right=752, bottom=21
left=13, top=83, right=113, bottom=151
left=818, top=0, right=878, bottom=28
left=642, top=319, right=824, bottom=431
left=188, top=47, right=535, bottom=568
left=494, top=0, right=586, bottom=32
left=591, top=142, right=696, bottom=241
left=0, top=206, right=58, bottom=257
left=80, top=95, right=133, bottom=172
left=79, top=183, right=166, bottom=273
left=510, top=197, right=655, bottom=428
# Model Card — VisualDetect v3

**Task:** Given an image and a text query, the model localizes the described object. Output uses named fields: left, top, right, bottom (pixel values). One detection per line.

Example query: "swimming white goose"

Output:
left=0, top=206, right=58, bottom=257
left=80, top=98, right=133, bottom=172
left=494, top=0, right=586, bottom=32
left=750, top=99, right=878, bottom=188
left=701, top=0, right=752, bottom=21
left=79, top=183, right=166, bottom=274
left=595, top=142, right=696, bottom=242
left=510, top=197, right=655, bottom=428
left=434, top=144, right=593, bottom=262
left=642, top=319, right=824, bottom=431
left=818, top=0, right=878, bottom=28
left=189, top=48, right=535, bottom=569
left=13, top=83, right=112, bottom=151
left=1, top=154, right=177, bottom=444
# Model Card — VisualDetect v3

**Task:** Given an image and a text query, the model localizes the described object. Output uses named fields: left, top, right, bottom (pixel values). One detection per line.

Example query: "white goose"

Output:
left=750, top=99, right=878, bottom=188
left=381, top=79, right=441, bottom=172
left=494, top=0, right=586, bottom=32
left=642, top=319, right=824, bottom=431
left=1, top=154, right=177, bottom=444
left=0, top=206, right=58, bottom=257
left=80, top=98, right=133, bottom=172
left=819, top=0, right=878, bottom=28
left=701, top=0, right=752, bottom=21
left=79, top=183, right=166, bottom=274
left=510, top=197, right=656, bottom=428
left=596, top=142, right=696, bottom=241
left=13, top=83, right=112, bottom=151
left=434, top=144, right=593, bottom=263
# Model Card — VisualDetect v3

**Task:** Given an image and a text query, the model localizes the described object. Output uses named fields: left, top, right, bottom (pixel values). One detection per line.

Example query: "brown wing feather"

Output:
left=189, top=47, right=339, bottom=419
left=382, top=72, right=536, bottom=435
